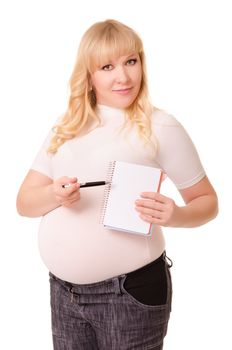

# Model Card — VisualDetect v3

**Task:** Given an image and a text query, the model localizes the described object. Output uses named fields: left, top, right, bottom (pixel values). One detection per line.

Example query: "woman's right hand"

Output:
left=17, top=170, right=81, bottom=217
left=53, top=176, right=81, bottom=207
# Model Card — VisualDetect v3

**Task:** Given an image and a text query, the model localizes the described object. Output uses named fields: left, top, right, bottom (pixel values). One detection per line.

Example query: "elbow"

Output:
left=213, top=199, right=219, bottom=219
left=210, top=194, right=219, bottom=221
left=200, top=194, right=218, bottom=226
left=16, top=192, right=48, bottom=218
left=16, top=193, right=32, bottom=217
left=16, top=195, right=26, bottom=217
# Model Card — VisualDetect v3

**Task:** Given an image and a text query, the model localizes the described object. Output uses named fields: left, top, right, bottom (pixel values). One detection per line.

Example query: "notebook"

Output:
left=101, top=161, right=163, bottom=235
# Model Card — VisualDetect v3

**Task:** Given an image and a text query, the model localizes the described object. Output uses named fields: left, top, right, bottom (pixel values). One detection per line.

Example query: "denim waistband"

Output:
left=50, top=271, right=123, bottom=295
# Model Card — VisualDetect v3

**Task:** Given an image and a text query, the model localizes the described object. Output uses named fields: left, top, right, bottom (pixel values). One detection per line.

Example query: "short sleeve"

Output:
left=154, top=113, right=206, bottom=189
left=30, top=130, right=53, bottom=179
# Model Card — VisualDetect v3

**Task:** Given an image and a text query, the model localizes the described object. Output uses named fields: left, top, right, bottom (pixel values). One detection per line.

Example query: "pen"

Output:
left=62, top=181, right=110, bottom=189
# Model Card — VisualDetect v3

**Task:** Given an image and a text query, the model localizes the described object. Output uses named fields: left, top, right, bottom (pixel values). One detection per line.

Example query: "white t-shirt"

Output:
left=31, top=105, right=205, bottom=283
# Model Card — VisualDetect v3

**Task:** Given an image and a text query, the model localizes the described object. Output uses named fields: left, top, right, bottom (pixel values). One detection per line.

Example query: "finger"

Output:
left=62, top=187, right=80, bottom=200
left=68, top=191, right=81, bottom=201
left=139, top=213, right=164, bottom=224
left=59, top=183, right=80, bottom=196
left=57, top=176, right=77, bottom=185
left=69, top=177, right=78, bottom=183
left=135, top=206, right=163, bottom=218
left=135, top=199, right=163, bottom=211
left=56, top=176, right=78, bottom=191
left=62, top=194, right=80, bottom=207
left=140, top=192, right=167, bottom=203
left=66, top=183, right=80, bottom=194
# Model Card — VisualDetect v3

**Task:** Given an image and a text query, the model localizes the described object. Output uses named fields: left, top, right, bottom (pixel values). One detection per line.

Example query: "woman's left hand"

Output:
left=135, top=192, right=180, bottom=227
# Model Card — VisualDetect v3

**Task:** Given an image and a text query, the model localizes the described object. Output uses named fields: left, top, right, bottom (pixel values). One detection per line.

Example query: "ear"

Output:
left=88, top=75, right=93, bottom=91
left=88, top=82, right=93, bottom=91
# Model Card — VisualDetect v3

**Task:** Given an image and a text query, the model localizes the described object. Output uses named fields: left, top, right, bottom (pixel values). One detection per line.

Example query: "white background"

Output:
left=0, top=0, right=231, bottom=349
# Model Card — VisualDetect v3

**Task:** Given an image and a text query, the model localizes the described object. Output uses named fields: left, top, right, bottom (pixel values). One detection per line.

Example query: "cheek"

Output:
left=133, top=67, right=142, bottom=85
left=138, top=69, right=143, bottom=83
left=92, top=76, right=109, bottom=92
left=134, top=73, right=142, bottom=92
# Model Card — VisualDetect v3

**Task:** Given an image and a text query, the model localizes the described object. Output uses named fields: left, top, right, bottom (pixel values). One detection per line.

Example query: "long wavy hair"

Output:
left=48, top=19, right=158, bottom=153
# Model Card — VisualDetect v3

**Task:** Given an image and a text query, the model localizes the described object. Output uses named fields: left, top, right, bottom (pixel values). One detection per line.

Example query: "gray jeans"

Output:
left=49, top=252, right=172, bottom=349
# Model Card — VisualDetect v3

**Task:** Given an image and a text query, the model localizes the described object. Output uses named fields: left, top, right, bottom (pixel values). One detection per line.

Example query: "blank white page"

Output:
left=103, top=161, right=162, bottom=235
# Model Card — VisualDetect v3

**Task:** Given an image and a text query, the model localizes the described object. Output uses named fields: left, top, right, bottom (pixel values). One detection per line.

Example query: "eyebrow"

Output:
left=97, top=53, right=139, bottom=70
left=124, top=53, right=139, bottom=59
left=109, top=53, right=139, bottom=64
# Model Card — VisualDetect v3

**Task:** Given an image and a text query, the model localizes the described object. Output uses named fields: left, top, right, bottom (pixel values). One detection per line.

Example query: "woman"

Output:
left=17, top=19, right=218, bottom=349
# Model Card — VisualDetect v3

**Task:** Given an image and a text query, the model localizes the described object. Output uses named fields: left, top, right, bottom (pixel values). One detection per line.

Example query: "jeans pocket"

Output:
left=121, top=259, right=170, bottom=309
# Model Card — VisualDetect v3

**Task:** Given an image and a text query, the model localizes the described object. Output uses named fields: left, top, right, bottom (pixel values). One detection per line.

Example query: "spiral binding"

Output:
left=99, top=161, right=116, bottom=224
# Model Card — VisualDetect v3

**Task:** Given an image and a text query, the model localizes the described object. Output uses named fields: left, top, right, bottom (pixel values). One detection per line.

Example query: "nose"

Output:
left=115, top=65, right=129, bottom=84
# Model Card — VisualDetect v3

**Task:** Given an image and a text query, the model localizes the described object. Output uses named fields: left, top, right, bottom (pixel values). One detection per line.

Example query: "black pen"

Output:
left=62, top=181, right=110, bottom=189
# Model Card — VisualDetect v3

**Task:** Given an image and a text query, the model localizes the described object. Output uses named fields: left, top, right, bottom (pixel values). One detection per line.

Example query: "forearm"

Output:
left=17, top=184, right=60, bottom=218
left=174, top=194, right=218, bottom=228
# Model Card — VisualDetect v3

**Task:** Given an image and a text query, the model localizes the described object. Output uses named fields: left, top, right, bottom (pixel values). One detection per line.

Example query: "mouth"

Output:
left=112, top=87, right=132, bottom=95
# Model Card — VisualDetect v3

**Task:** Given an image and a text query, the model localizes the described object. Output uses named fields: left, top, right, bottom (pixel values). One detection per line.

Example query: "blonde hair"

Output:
left=48, top=19, right=158, bottom=153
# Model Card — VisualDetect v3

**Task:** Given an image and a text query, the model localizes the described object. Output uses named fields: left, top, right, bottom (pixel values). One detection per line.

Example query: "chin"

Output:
left=115, top=97, right=137, bottom=109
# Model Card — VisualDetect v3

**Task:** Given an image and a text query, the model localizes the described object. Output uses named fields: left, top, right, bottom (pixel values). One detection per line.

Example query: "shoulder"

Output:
left=151, top=107, right=195, bottom=151
left=151, top=109, right=205, bottom=189
left=151, top=108, right=180, bottom=128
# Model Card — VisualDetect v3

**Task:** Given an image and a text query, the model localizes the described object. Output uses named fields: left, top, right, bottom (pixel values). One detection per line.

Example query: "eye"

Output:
left=126, top=58, right=137, bottom=66
left=101, top=64, right=113, bottom=71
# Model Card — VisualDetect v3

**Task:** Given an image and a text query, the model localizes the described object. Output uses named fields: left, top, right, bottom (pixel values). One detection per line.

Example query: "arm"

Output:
left=16, top=170, right=80, bottom=218
left=135, top=176, right=218, bottom=228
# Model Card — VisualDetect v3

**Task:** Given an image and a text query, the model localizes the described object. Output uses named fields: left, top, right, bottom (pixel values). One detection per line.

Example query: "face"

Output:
left=90, top=53, right=142, bottom=109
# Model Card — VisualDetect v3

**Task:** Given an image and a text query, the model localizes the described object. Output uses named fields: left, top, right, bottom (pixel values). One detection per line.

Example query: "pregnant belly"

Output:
left=38, top=206, right=165, bottom=284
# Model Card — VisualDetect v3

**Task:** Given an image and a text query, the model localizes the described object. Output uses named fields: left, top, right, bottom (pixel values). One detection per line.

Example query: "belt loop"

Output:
left=113, top=276, right=124, bottom=295
left=70, top=286, right=79, bottom=302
